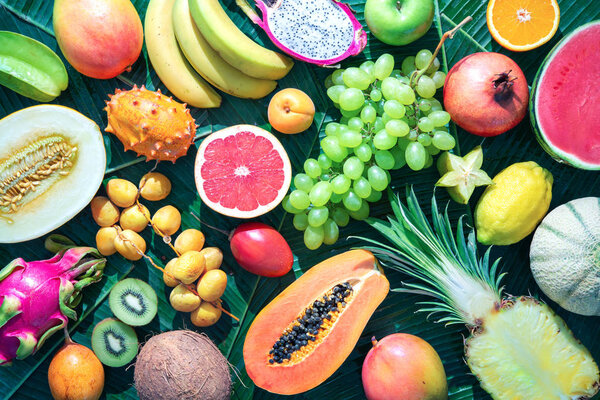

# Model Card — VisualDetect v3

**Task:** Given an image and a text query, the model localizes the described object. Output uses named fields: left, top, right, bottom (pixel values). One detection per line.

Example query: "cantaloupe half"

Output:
left=243, top=250, right=389, bottom=395
left=530, top=197, right=600, bottom=316
left=0, top=105, right=106, bottom=243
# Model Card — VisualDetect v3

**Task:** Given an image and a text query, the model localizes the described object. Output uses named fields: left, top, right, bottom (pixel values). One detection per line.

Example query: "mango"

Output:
left=53, top=0, right=143, bottom=79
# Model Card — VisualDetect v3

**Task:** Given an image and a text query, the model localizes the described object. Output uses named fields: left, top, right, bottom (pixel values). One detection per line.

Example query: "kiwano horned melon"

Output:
left=243, top=250, right=389, bottom=395
left=0, top=105, right=105, bottom=243
left=531, top=21, right=600, bottom=170
left=105, top=85, right=197, bottom=162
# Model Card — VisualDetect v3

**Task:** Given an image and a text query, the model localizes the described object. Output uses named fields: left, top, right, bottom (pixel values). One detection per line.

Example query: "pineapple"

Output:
left=361, top=189, right=599, bottom=400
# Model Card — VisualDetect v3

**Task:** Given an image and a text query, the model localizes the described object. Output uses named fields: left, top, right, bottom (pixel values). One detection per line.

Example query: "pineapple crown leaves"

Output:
left=356, top=187, right=506, bottom=328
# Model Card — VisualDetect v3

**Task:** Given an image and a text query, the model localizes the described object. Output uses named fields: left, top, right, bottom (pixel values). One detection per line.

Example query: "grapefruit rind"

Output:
left=194, top=124, right=292, bottom=218
left=530, top=20, right=600, bottom=171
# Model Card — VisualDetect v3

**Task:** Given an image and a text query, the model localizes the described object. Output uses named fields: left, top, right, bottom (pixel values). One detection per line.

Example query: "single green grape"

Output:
left=343, top=67, right=371, bottom=91
left=385, top=120, right=410, bottom=137
left=289, top=189, right=310, bottom=210
left=373, top=117, right=385, bottom=133
left=430, top=99, right=443, bottom=112
left=293, top=213, right=309, bottom=231
left=390, top=146, right=407, bottom=169
left=417, top=133, right=432, bottom=146
left=382, top=112, right=393, bottom=125
left=332, top=208, right=350, bottom=227
left=309, top=181, right=333, bottom=207
left=366, top=189, right=383, bottom=202
left=304, top=158, right=321, bottom=178
left=340, top=107, right=361, bottom=118
left=317, top=153, right=332, bottom=170
left=367, top=165, right=388, bottom=191
left=401, top=56, right=416, bottom=76
left=374, top=53, right=395, bottom=80
left=381, top=77, right=400, bottom=101
left=418, top=117, right=434, bottom=132
left=330, top=192, right=343, bottom=203
left=324, top=75, right=334, bottom=89
left=323, top=219, right=339, bottom=245
left=423, top=152, right=434, bottom=169
left=376, top=100, right=386, bottom=116
left=343, top=156, right=364, bottom=180
left=361, top=105, right=377, bottom=124
left=339, top=129, right=363, bottom=148
left=332, top=69, right=345, bottom=85
left=325, top=122, right=340, bottom=136
left=383, top=100, right=405, bottom=119
left=415, top=49, right=433, bottom=70
left=432, top=131, right=456, bottom=150
left=354, top=143, right=373, bottom=162
left=425, top=57, right=440, bottom=74
left=308, top=206, right=329, bottom=227
left=429, top=111, right=451, bottom=127
left=405, top=141, right=427, bottom=171
left=418, top=99, right=432, bottom=112
left=426, top=144, right=441, bottom=155
left=360, top=60, right=375, bottom=78
left=408, top=129, right=418, bottom=141
left=282, top=195, right=304, bottom=214
left=342, top=190, right=362, bottom=212
left=397, top=137, right=411, bottom=150
left=339, top=88, right=365, bottom=111
left=348, top=200, right=370, bottom=221
left=353, top=177, right=372, bottom=199
left=321, top=136, right=349, bottom=163
left=327, top=85, right=345, bottom=103
left=294, top=173, right=314, bottom=193
left=431, top=71, right=446, bottom=89
left=416, top=75, right=436, bottom=98
left=320, top=173, right=331, bottom=182
left=370, top=88, right=382, bottom=102
left=304, top=225, right=324, bottom=250
left=373, top=130, right=397, bottom=150
left=396, top=84, right=416, bottom=105
left=348, top=117, right=364, bottom=132
left=331, top=174, right=351, bottom=194
left=392, top=69, right=403, bottom=79
left=375, top=150, right=395, bottom=169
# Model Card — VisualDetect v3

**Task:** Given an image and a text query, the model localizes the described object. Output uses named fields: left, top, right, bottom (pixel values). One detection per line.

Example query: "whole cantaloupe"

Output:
left=134, top=330, right=231, bottom=400
left=530, top=197, right=600, bottom=316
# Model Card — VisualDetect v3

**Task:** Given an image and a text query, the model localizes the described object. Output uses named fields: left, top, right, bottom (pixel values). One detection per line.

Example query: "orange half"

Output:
left=487, top=0, right=560, bottom=51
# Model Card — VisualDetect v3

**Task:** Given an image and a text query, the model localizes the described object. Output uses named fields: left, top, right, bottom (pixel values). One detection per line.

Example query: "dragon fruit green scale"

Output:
left=0, top=247, right=105, bottom=366
left=105, top=85, right=197, bottom=163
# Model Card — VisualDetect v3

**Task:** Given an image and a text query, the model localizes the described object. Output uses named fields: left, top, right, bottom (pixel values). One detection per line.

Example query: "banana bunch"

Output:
left=144, top=0, right=294, bottom=108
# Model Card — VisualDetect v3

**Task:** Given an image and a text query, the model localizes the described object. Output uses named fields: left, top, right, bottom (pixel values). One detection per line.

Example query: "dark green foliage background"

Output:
left=0, top=0, right=599, bottom=398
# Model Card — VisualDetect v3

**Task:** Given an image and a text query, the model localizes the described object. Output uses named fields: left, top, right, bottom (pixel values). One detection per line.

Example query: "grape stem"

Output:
left=409, top=16, right=473, bottom=87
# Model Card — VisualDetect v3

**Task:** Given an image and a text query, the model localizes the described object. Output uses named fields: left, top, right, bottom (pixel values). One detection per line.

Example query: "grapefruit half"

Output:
left=194, top=124, right=292, bottom=218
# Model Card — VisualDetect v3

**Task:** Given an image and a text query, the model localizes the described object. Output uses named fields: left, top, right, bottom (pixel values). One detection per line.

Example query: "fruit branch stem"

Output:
left=215, top=302, right=240, bottom=322
left=63, top=325, right=73, bottom=346
left=190, top=212, right=231, bottom=238
left=410, top=16, right=472, bottom=87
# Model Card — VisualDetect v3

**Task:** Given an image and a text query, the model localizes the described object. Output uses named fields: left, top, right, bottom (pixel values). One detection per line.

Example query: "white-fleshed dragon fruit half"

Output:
left=237, top=0, right=367, bottom=65
left=0, top=247, right=105, bottom=365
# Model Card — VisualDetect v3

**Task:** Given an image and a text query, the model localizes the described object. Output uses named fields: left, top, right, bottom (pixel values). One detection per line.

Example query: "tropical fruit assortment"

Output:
left=1, top=0, right=599, bottom=399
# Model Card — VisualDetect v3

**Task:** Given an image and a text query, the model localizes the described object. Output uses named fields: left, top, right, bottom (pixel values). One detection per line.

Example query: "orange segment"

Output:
left=487, top=0, right=560, bottom=51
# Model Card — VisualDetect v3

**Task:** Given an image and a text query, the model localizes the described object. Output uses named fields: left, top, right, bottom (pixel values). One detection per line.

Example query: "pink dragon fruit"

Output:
left=0, top=247, right=105, bottom=366
left=237, top=0, right=367, bottom=66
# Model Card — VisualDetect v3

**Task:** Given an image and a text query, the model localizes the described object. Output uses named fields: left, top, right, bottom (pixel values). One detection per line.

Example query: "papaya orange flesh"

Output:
left=243, top=250, right=389, bottom=395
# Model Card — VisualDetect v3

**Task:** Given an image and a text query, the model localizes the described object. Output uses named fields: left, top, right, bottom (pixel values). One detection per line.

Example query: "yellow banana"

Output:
left=188, top=0, right=293, bottom=81
left=172, top=0, right=276, bottom=99
left=145, top=0, right=221, bottom=108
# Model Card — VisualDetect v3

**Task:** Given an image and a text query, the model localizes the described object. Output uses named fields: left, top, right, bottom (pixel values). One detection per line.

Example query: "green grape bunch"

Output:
left=283, top=51, right=455, bottom=250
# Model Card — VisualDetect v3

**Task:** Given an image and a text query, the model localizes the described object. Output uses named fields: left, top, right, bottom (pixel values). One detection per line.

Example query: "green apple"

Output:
left=365, top=0, right=435, bottom=46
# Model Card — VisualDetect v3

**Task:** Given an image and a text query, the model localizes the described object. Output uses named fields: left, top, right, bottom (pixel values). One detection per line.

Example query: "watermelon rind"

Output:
left=530, top=20, right=600, bottom=170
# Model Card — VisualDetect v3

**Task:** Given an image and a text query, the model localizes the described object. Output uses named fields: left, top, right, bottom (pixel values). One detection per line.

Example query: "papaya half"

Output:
left=243, top=250, right=389, bottom=395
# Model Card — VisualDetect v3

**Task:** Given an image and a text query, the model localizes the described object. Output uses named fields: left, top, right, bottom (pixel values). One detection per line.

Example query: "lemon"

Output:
left=474, top=161, right=553, bottom=245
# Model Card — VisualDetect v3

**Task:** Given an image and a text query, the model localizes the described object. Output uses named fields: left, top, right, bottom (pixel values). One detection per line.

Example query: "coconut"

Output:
left=134, top=330, right=231, bottom=400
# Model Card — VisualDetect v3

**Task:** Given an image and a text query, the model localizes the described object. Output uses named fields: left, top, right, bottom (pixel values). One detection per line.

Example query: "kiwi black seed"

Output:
left=109, top=278, right=158, bottom=326
left=91, top=318, right=139, bottom=367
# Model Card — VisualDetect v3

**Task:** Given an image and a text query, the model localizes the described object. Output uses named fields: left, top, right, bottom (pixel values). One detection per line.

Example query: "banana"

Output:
left=145, top=0, right=221, bottom=108
left=188, top=0, right=294, bottom=81
left=172, top=0, right=276, bottom=99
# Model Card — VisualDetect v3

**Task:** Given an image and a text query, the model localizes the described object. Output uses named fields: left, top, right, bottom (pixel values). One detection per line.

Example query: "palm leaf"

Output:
left=1, top=0, right=600, bottom=399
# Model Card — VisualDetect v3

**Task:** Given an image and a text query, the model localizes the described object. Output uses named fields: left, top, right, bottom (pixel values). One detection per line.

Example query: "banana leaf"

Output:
left=0, top=0, right=599, bottom=399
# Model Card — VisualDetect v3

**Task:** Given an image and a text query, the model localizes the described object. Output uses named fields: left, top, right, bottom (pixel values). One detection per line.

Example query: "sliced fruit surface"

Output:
left=243, top=250, right=389, bottom=395
left=486, top=0, right=560, bottom=51
left=531, top=21, right=600, bottom=170
left=0, top=105, right=105, bottom=243
left=467, top=297, right=600, bottom=399
left=194, top=124, right=292, bottom=218
left=91, top=318, right=139, bottom=368
left=108, top=278, right=158, bottom=326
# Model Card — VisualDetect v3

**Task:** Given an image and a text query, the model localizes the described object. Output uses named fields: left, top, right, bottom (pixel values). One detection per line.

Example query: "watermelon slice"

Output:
left=194, top=125, right=292, bottom=218
left=531, top=21, right=600, bottom=170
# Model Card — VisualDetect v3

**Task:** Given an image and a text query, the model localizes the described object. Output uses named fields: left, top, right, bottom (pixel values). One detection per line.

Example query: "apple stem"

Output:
left=410, top=16, right=473, bottom=87
left=371, top=336, right=378, bottom=346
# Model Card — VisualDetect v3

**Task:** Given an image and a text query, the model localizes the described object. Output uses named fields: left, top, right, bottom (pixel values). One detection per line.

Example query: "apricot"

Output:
left=200, top=247, right=223, bottom=271
left=95, top=226, right=120, bottom=256
left=90, top=196, right=120, bottom=227
left=113, top=229, right=146, bottom=261
left=169, top=284, right=201, bottom=312
left=106, top=178, right=138, bottom=207
left=362, top=333, right=448, bottom=400
left=190, top=301, right=221, bottom=327
left=152, top=205, right=181, bottom=236
left=163, top=258, right=179, bottom=288
left=196, top=269, right=227, bottom=302
left=139, top=172, right=171, bottom=201
left=268, top=88, right=315, bottom=134
left=120, top=204, right=150, bottom=232
left=174, top=229, right=205, bottom=254
left=172, top=251, right=205, bottom=284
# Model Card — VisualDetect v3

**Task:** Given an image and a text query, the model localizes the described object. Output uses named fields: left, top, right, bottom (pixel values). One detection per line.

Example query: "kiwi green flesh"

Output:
left=109, top=278, right=158, bottom=327
left=92, top=318, right=138, bottom=368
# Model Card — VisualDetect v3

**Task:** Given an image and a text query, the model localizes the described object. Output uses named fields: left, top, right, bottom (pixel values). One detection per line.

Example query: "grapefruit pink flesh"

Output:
left=195, top=125, right=291, bottom=218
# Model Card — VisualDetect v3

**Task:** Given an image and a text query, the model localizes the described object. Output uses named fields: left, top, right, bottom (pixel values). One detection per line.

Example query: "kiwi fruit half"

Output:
left=109, top=278, right=158, bottom=326
left=92, top=318, right=139, bottom=367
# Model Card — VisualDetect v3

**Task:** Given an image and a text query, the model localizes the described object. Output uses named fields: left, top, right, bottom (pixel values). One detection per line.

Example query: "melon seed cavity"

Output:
left=268, top=282, right=353, bottom=365
left=0, top=136, right=76, bottom=214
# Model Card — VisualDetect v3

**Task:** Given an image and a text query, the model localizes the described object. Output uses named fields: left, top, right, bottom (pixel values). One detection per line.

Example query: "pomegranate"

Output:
left=444, top=52, right=529, bottom=137
left=362, top=333, right=448, bottom=400
left=230, top=222, right=293, bottom=277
